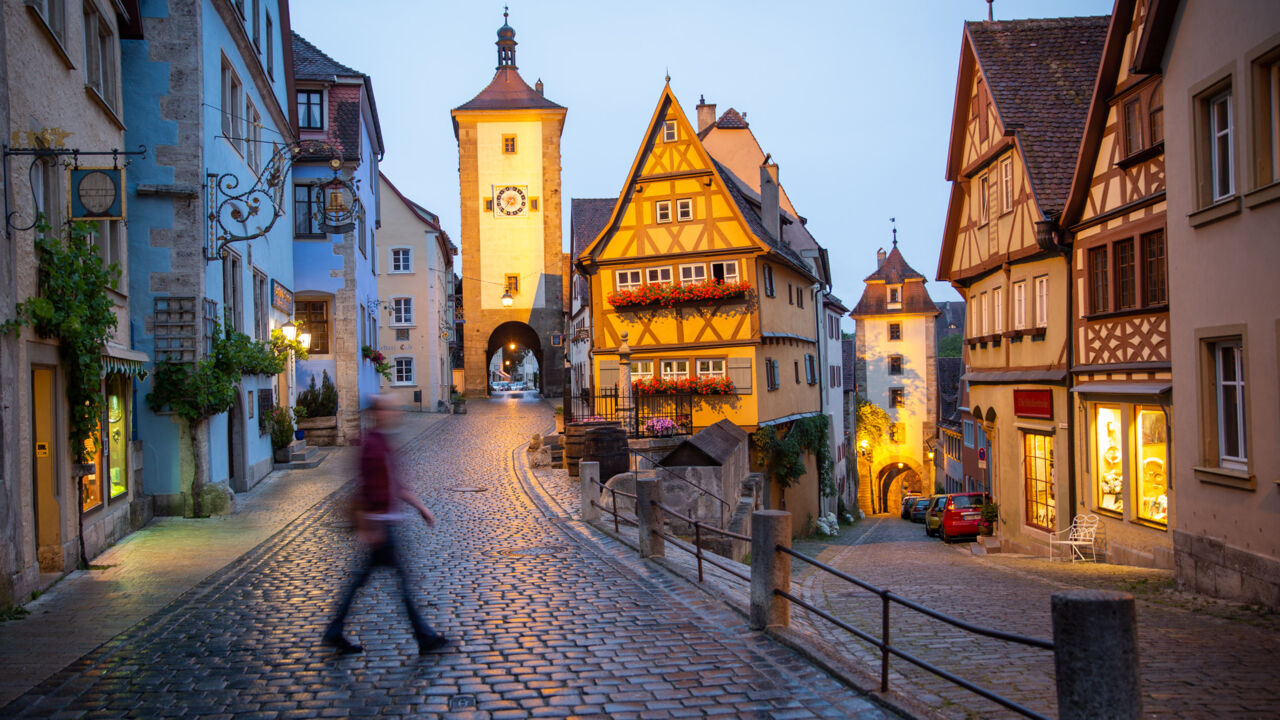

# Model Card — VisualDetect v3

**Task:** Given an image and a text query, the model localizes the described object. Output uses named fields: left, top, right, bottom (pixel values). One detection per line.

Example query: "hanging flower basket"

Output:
left=632, top=376, right=735, bottom=395
left=608, top=280, right=752, bottom=310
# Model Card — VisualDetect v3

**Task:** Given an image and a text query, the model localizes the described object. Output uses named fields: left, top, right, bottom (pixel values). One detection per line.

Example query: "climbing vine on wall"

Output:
left=3, top=219, right=120, bottom=464
left=752, top=415, right=835, bottom=498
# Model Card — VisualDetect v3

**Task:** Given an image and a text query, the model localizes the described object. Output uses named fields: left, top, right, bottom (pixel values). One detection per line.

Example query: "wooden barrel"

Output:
left=583, top=425, right=630, bottom=483
left=565, top=421, right=610, bottom=477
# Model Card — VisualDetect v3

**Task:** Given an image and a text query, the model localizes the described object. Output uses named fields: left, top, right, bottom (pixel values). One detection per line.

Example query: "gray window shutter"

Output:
left=599, top=359, right=619, bottom=391
left=727, top=357, right=752, bottom=394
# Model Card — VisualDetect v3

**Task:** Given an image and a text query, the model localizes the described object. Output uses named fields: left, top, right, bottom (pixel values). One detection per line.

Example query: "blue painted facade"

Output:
left=122, top=0, right=296, bottom=506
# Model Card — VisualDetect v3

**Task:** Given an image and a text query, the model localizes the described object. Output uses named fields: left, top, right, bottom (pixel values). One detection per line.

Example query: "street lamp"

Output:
left=509, top=342, right=516, bottom=350
left=281, top=321, right=297, bottom=341
left=298, top=330, right=312, bottom=349
left=501, top=289, right=513, bottom=307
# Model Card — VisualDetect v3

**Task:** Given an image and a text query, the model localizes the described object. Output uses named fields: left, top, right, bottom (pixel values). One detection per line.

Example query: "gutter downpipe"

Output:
left=1057, top=220, right=1078, bottom=523
left=813, top=281, right=826, bottom=515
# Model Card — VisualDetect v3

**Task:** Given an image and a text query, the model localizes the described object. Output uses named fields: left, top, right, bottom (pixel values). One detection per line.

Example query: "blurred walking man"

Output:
left=323, top=396, right=447, bottom=655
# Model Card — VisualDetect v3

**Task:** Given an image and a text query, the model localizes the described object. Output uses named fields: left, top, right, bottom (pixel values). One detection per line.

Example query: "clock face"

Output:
left=77, top=170, right=118, bottom=215
left=494, top=185, right=528, bottom=217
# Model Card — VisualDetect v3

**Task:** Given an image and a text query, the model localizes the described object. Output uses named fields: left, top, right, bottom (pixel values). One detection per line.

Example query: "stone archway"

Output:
left=485, top=321, right=544, bottom=395
left=876, top=462, right=922, bottom=516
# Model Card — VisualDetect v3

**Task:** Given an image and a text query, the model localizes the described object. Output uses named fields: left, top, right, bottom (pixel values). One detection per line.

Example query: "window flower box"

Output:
left=608, top=280, right=752, bottom=310
left=632, top=376, right=735, bottom=395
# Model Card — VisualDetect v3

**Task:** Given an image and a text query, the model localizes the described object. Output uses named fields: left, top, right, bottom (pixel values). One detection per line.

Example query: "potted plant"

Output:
left=979, top=501, right=1000, bottom=536
left=450, top=386, right=466, bottom=414
left=269, top=406, right=295, bottom=462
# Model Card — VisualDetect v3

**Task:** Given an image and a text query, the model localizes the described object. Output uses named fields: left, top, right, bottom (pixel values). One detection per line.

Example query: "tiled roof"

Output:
left=712, top=160, right=815, bottom=277
left=571, top=198, right=615, bottom=258
left=292, top=31, right=361, bottom=80
left=862, top=245, right=926, bottom=284
left=967, top=16, right=1108, bottom=216
left=938, top=357, right=965, bottom=424
left=455, top=66, right=564, bottom=112
left=715, top=108, right=748, bottom=129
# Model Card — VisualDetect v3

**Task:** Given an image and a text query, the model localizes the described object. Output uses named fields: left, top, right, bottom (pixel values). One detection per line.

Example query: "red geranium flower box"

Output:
left=608, top=280, right=752, bottom=310
left=632, top=376, right=735, bottom=395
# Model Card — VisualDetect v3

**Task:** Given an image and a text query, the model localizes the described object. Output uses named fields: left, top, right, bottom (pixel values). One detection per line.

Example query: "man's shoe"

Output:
left=417, top=633, right=449, bottom=655
left=323, top=633, right=363, bottom=654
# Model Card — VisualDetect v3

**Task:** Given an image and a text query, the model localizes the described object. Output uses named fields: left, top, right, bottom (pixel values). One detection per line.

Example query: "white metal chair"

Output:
left=1049, top=514, right=1100, bottom=562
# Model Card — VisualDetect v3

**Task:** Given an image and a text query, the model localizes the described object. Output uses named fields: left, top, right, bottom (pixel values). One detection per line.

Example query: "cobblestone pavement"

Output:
left=792, top=515, right=1280, bottom=719
left=4, top=398, right=895, bottom=719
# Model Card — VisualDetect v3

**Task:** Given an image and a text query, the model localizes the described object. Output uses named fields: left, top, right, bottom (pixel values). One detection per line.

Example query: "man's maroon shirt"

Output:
left=359, top=429, right=393, bottom=513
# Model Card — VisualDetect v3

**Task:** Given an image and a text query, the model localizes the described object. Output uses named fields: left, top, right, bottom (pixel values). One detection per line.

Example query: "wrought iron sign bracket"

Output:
left=3, top=144, right=146, bottom=240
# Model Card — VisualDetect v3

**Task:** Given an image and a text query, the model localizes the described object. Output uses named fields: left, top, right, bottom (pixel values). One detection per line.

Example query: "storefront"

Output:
left=80, top=345, right=150, bottom=559
left=1072, top=382, right=1173, bottom=568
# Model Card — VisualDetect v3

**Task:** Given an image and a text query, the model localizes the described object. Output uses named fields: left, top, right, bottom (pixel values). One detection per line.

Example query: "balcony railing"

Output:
left=567, top=390, right=693, bottom=439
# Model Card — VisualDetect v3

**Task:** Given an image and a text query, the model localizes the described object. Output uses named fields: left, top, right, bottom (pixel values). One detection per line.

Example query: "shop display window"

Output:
left=81, top=430, right=103, bottom=512
left=1135, top=407, right=1167, bottom=524
left=1023, top=431, right=1055, bottom=531
left=1095, top=406, right=1124, bottom=513
left=107, top=377, right=129, bottom=499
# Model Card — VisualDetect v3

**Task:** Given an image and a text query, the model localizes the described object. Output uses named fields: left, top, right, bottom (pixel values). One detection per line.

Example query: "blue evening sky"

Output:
left=292, top=0, right=1114, bottom=317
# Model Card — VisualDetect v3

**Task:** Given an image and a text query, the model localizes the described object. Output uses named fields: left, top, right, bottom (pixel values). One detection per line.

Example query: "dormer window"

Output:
left=887, top=284, right=902, bottom=309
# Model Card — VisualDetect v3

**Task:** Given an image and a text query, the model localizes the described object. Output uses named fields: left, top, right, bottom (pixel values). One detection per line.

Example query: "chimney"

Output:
left=760, top=156, right=781, bottom=241
left=535, top=78, right=544, bottom=96
left=696, top=94, right=716, bottom=133
left=876, top=248, right=887, bottom=268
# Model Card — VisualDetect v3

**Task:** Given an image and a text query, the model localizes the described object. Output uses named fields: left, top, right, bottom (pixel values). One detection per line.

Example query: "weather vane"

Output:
left=890, top=217, right=898, bottom=247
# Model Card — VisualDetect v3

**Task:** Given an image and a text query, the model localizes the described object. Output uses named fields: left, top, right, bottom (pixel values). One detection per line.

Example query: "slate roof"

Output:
left=712, top=160, right=817, bottom=278
left=658, top=420, right=748, bottom=467
left=842, top=338, right=856, bottom=393
left=571, top=198, right=615, bottom=258
left=291, top=32, right=384, bottom=159
left=715, top=108, right=748, bottom=129
left=851, top=246, right=939, bottom=317
left=454, top=66, right=564, bottom=112
left=966, top=16, right=1108, bottom=216
left=938, top=356, right=965, bottom=426
left=292, top=31, right=360, bottom=79
left=862, top=245, right=926, bottom=284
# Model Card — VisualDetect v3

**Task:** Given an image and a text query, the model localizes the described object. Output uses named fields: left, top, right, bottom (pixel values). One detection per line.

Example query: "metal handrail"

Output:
left=654, top=501, right=749, bottom=542
left=629, top=448, right=732, bottom=509
left=776, top=544, right=1054, bottom=720
left=651, top=500, right=752, bottom=583
left=653, top=526, right=751, bottom=584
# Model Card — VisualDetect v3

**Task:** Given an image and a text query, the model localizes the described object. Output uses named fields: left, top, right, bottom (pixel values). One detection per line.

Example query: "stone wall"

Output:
left=1174, top=530, right=1280, bottom=609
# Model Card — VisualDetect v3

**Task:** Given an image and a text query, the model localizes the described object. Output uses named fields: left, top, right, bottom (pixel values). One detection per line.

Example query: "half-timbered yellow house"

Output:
left=1061, top=0, right=1172, bottom=568
left=937, top=17, right=1108, bottom=556
left=577, top=84, right=824, bottom=524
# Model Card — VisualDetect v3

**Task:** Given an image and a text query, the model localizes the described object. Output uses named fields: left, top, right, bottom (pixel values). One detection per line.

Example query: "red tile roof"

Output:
left=455, top=66, right=564, bottom=112
left=715, top=108, right=748, bottom=129
left=851, top=246, right=939, bottom=317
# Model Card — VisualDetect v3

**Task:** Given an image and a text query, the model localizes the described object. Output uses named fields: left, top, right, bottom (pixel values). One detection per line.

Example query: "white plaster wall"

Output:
left=476, top=120, right=544, bottom=310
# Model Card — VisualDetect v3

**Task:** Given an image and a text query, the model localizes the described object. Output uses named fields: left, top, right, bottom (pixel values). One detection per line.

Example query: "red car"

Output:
left=927, top=492, right=991, bottom=542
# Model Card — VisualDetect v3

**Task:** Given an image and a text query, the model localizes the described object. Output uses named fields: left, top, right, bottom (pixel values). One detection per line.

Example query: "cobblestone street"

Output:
left=3, top=398, right=893, bottom=720
left=792, top=515, right=1280, bottom=719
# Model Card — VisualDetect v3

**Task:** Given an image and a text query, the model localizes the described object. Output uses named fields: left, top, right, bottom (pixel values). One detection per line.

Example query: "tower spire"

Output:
left=496, top=6, right=517, bottom=69
left=891, top=217, right=898, bottom=248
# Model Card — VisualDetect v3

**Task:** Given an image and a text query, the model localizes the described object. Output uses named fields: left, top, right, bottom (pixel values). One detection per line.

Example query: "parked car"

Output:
left=909, top=497, right=933, bottom=523
left=927, top=492, right=992, bottom=542
left=900, top=494, right=921, bottom=519
left=923, top=496, right=947, bottom=534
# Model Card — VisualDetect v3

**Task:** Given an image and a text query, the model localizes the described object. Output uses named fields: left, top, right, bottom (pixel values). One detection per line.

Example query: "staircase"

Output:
left=273, top=438, right=329, bottom=471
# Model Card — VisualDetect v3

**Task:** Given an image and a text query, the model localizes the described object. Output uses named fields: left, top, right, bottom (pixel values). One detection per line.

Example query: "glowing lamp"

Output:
left=298, top=331, right=312, bottom=349
left=501, top=290, right=514, bottom=307
left=281, top=321, right=297, bottom=341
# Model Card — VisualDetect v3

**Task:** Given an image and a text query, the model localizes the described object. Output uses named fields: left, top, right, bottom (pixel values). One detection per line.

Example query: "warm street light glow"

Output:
left=501, top=290, right=514, bottom=307
left=509, top=343, right=515, bottom=350
left=927, top=451, right=935, bottom=461
left=859, top=439, right=869, bottom=451
left=898, top=462, right=905, bottom=469
left=281, top=321, right=297, bottom=341
left=505, top=360, right=511, bottom=365
left=298, top=331, right=312, bottom=349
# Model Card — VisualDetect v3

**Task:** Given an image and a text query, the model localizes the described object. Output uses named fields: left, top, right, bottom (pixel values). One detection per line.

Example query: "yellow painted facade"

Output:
left=579, top=85, right=823, bottom=526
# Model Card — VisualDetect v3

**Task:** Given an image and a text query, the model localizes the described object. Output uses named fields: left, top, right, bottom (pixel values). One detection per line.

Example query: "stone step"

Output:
left=290, top=445, right=318, bottom=462
left=273, top=447, right=329, bottom=471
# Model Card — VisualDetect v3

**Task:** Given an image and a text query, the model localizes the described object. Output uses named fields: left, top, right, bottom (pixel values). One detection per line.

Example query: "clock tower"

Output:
left=452, top=10, right=567, bottom=395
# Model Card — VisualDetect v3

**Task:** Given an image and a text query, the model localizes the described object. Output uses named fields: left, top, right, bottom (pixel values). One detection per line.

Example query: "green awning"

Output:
left=102, top=343, right=150, bottom=378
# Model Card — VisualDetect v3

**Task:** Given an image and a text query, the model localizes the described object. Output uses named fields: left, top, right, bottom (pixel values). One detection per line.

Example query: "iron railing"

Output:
left=568, top=391, right=693, bottom=439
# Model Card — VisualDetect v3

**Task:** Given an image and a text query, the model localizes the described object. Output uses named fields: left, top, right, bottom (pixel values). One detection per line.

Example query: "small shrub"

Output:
left=268, top=406, right=295, bottom=450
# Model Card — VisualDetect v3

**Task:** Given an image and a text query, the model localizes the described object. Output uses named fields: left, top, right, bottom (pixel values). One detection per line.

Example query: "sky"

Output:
left=292, top=0, right=1115, bottom=323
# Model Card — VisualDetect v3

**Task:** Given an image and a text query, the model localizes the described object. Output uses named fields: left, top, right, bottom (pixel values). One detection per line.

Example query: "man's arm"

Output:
left=398, top=486, right=436, bottom=527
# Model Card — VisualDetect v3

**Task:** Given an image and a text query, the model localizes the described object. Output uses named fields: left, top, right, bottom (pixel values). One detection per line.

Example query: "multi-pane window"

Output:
left=1214, top=340, right=1247, bottom=470
left=222, top=62, right=243, bottom=154
left=710, top=260, right=738, bottom=284
left=676, top=198, right=693, bottom=222
left=391, top=248, right=411, bottom=273
left=1124, top=98, right=1142, bottom=155
left=1001, top=157, right=1013, bottom=211
left=1088, top=247, right=1109, bottom=314
left=978, top=175, right=989, bottom=224
left=90, top=221, right=122, bottom=290
left=797, top=287, right=804, bottom=309
left=394, top=357, right=414, bottom=385
left=294, top=185, right=321, bottom=235
left=631, top=359, right=653, bottom=380
left=655, top=200, right=672, bottom=223
left=1034, top=276, right=1049, bottom=327
left=222, top=251, right=243, bottom=332
left=663, top=120, right=677, bottom=142
left=1142, top=230, right=1167, bottom=306
left=1023, top=432, right=1055, bottom=530
left=679, top=263, right=706, bottom=286
left=1208, top=90, right=1234, bottom=201
left=804, top=354, right=816, bottom=385
left=1149, top=82, right=1163, bottom=145
left=889, top=387, right=904, bottom=408
left=646, top=267, right=672, bottom=285
left=660, top=359, right=688, bottom=380
left=298, top=90, right=323, bottom=129
left=1114, top=239, right=1136, bottom=310
left=887, top=285, right=901, bottom=306
left=979, top=292, right=989, bottom=335
left=505, top=274, right=519, bottom=293
left=696, top=359, right=725, bottom=377
left=252, top=268, right=268, bottom=341
left=245, top=100, right=261, bottom=173
left=615, top=269, right=642, bottom=291
left=32, top=0, right=67, bottom=45
left=251, top=0, right=261, bottom=49
left=993, top=287, right=1004, bottom=334
left=765, top=358, right=779, bottom=391
left=390, top=297, right=414, bottom=326
left=83, top=8, right=118, bottom=111
left=762, top=264, right=775, bottom=297
left=888, top=355, right=903, bottom=375
left=1013, top=281, right=1026, bottom=330
left=888, top=322, right=902, bottom=341
left=297, top=300, right=329, bottom=354
left=963, top=419, right=975, bottom=448
left=502, top=135, right=516, bottom=154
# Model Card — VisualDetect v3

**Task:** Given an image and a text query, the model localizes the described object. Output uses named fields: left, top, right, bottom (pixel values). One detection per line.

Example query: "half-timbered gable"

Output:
left=1061, top=0, right=1172, bottom=566
left=936, top=16, right=1107, bottom=554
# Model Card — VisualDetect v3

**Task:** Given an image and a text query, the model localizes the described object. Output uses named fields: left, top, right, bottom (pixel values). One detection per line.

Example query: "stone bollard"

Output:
left=635, top=476, right=664, bottom=558
left=580, top=462, right=601, bottom=523
left=750, top=510, right=791, bottom=630
left=1051, top=590, right=1142, bottom=720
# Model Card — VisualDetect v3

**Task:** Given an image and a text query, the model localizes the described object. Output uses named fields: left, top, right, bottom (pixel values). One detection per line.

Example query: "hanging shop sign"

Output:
left=1013, top=389, right=1054, bottom=420
left=69, top=167, right=125, bottom=220
left=271, top=280, right=294, bottom=315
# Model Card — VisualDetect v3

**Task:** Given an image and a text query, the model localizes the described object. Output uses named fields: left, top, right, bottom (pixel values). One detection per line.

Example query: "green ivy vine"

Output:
left=2, top=219, right=120, bottom=464
left=752, top=414, right=835, bottom=499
